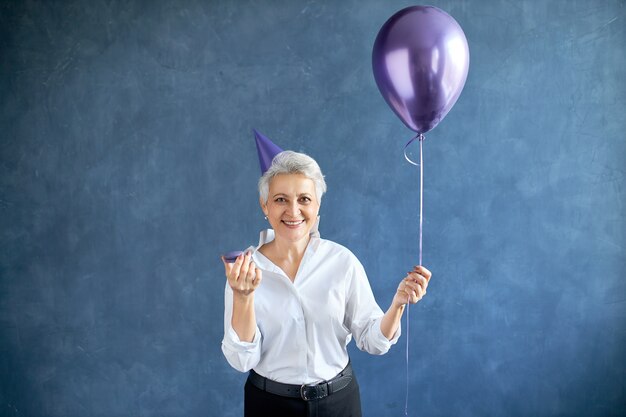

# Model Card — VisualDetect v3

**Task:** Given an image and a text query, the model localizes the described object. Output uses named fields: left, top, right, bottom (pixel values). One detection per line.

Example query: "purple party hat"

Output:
left=254, top=129, right=283, bottom=175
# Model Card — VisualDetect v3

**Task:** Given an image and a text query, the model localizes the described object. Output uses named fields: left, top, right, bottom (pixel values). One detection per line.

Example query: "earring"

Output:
left=264, top=215, right=268, bottom=220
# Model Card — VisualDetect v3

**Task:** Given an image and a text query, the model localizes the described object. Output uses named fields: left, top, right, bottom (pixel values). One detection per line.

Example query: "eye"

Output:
left=275, top=197, right=286, bottom=203
left=299, top=196, right=311, bottom=203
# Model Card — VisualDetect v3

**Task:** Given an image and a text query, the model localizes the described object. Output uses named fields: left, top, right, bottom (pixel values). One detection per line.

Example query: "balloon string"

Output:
left=405, top=299, right=410, bottom=416
left=402, top=133, right=424, bottom=265
left=419, top=136, right=423, bottom=266
left=403, top=133, right=424, bottom=416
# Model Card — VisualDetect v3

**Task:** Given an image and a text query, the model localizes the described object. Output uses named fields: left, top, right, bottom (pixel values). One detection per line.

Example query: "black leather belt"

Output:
left=248, top=362, right=353, bottom=401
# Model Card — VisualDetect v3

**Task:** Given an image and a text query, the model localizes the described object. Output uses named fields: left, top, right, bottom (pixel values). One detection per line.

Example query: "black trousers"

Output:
left=244, top=372, right=362, bottom=417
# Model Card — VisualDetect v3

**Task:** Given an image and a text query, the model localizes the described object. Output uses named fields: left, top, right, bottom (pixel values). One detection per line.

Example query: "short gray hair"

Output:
left=258, top=151, right=327, bottom=204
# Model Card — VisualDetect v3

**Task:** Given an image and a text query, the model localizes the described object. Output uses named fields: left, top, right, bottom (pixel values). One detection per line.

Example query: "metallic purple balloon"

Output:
left=372, top=6, right=469, bottom=134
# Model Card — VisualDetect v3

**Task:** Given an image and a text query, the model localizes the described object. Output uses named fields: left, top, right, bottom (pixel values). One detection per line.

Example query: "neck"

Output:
left=271, top=234, right=310, bottom=262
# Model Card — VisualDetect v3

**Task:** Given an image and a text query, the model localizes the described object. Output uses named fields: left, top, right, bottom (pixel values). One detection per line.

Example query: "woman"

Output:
left=222, top=150, right=432, bottom=417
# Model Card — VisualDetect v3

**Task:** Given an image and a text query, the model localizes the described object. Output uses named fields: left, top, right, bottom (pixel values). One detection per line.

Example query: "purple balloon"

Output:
left=372, top=6, right=469, bottom=134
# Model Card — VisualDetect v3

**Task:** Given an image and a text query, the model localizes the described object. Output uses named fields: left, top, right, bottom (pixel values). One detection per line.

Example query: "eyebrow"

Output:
left=271, top=192, right=313, bottom=198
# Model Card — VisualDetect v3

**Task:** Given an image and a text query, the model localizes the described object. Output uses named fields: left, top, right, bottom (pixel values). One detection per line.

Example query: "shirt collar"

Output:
left=252, top=217, right=321, bottom=279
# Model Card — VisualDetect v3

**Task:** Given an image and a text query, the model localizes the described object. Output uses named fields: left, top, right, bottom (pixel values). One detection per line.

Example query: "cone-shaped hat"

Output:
left=254, top=129, right=284, bottom=174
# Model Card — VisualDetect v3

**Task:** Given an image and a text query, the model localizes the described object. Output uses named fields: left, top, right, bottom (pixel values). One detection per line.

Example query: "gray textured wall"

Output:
left=1, top=0, right=624, bottom=416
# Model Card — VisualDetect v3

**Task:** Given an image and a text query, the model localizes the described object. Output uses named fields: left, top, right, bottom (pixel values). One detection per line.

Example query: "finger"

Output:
left=239, top=252, right=252, bottom=278
left=405, top=279, right=425, bottom=301
left=222, top=257, right=231, bottom=273
left=253, top=267, right=263, bottom=287
left=408, top=269, right=428, bottom=281
left=245, top=262, right=257, bottom=282
left=399, top=288, right=411, bottom=304
left=413, top=265, right=432, bottom=281
left=224, top=263, right=235, bottom=281
left=415, top=274, right=428, bottom=291
left=409, top=286, right=423, bottom=303
left=416, top=285, right=425, bottom=299
left=230, top=253, right=245, bottom=281
left=407, top=272, right=427, bottom=289
left=404, top=280, right=421, bottom=293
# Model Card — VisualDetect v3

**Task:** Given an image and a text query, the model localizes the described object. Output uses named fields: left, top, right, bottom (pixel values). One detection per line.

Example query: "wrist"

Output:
left=391, top=299, right=406, bottom=312
left=233, top=292, right=254, bottom=305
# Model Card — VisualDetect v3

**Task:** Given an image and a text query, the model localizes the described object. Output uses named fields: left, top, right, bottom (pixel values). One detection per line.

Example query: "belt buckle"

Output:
left=300, top=384, right=312, bottom=401
left=300, top=383, right=328, bottom=401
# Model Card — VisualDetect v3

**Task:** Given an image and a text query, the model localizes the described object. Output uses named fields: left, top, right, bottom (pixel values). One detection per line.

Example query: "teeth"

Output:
left=284, top=220, right=303, bottom=225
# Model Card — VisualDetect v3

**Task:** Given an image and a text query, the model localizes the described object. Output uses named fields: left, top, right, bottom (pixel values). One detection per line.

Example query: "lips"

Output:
left=282, top=219, right=305, bottom=227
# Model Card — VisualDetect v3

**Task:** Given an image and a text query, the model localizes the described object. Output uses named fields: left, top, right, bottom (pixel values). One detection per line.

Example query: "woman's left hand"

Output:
left=392, top=265, right=432, bottom=308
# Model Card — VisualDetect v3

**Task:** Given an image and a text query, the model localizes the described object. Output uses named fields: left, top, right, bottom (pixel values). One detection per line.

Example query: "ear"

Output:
left=259, top=197, right=268, bottom=217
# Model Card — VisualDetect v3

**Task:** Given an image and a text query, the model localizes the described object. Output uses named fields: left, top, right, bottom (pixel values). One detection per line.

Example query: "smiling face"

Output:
left=260, top=173, right=320, bottom=245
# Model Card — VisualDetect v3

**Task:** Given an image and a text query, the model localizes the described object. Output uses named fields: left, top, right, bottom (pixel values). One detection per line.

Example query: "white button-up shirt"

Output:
left=221, top=226, right=400, bottom=384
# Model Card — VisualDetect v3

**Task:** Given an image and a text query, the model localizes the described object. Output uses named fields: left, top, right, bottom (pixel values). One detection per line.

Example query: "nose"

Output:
left=286, top=201, right=300, bottom=217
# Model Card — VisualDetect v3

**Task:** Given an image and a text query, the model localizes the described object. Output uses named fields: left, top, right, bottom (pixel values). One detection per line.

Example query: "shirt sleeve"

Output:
left=221, top=283, right=262, bottom=372
left=344, top=256, right=401, bottom=355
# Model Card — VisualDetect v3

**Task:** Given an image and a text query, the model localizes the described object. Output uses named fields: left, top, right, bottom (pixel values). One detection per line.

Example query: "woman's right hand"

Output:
left=222, top=251, right=262, bottom=297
